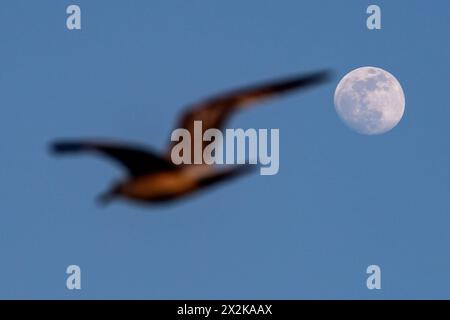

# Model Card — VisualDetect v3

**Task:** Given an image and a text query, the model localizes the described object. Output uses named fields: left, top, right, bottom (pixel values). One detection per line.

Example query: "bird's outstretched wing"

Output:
left=51, top=140, right=175, bottom=177
left=167, top=70, right=332, bottom=157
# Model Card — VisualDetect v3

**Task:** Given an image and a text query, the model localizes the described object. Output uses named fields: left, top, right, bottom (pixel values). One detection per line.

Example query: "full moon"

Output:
left=334, top=66, right=405, bottom=135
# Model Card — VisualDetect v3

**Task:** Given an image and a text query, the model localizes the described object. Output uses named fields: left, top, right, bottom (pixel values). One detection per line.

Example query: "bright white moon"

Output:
left=334, top=66, right=405, bottom=135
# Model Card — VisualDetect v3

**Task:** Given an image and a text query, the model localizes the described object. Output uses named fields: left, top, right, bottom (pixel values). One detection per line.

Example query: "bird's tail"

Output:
left=198, top=165, right=255, bottom=188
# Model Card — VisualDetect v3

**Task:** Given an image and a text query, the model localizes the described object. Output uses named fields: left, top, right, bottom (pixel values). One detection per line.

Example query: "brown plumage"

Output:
left=51, top=70, right=331, bottom=204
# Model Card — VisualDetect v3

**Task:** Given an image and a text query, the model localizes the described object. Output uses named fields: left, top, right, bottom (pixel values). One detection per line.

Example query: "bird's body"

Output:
left=109, top=165, right=249, bottom=203
left=114, top=168, right=203, bottom=202
left=51, top=70, right=331, bottom=205
left=118, top=171, right=196, bottom=201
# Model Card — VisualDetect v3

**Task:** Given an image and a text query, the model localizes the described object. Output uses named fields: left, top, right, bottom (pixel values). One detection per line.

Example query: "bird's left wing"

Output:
left=51, top=140, right=175, bottom=177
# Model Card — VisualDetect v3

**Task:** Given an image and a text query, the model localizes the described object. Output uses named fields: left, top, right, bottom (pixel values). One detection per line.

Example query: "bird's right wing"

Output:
left=51, top=140, right=175, bottom=177
left=166, top=70, right=332, bottom=159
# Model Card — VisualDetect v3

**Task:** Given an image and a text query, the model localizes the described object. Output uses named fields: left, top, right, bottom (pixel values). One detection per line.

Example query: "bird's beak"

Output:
left=96, top=191, right=116, bottom=206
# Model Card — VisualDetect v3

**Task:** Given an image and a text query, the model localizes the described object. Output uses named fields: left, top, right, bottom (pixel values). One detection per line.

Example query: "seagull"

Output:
left=51, top=70, right=331, bottom=204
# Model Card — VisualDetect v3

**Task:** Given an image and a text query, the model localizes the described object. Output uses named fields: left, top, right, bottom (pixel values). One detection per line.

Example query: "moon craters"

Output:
left=334, top=66, right=405, bottom=135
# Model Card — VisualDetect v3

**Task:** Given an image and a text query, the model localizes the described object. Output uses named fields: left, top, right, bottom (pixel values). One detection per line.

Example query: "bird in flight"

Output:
left=51, top=70, right=331, bottom=205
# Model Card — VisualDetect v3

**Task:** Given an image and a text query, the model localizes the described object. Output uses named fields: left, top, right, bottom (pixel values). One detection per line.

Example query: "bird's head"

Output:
left=96, top=180, right=124, bottom=206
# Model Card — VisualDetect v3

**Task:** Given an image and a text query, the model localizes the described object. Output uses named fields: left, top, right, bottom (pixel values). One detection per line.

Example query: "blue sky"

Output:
left=0, top=0, right=448, bottom=299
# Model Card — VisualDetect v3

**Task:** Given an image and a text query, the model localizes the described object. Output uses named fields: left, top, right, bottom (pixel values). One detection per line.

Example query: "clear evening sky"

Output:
left=0, top=0, right=448, bottom=298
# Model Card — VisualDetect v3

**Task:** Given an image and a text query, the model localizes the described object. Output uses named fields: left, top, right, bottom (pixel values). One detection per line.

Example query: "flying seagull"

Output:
left=51, top=70, right=331, bottom=204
